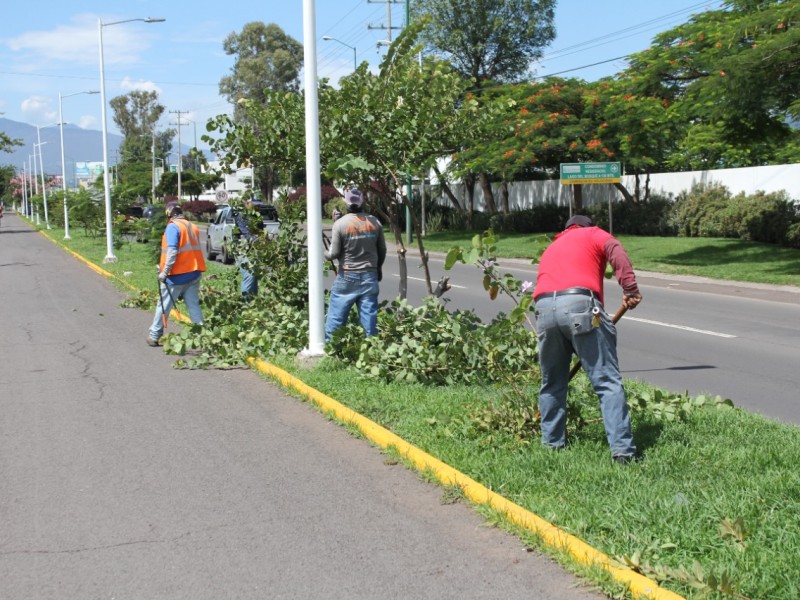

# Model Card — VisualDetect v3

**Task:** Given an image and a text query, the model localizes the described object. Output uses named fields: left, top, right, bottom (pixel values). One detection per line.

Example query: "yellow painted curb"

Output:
left=38, top=229, right=189, bottom=323
left=249, top=357, right=685, bottom=600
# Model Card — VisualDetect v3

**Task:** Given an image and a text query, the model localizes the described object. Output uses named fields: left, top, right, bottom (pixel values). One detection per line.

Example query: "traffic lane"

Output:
left=2, top=216, right=601, bottom=600
left=617, top=313, right=799, bottom=415
left=378, top=251, right=800, bottom=423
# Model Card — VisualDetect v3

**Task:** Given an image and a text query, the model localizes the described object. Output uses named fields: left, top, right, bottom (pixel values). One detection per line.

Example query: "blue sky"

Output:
left=1, top=1, right=721, bottom=149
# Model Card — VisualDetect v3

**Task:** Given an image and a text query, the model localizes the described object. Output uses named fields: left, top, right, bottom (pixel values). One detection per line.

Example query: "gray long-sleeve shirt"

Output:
left=324, top=212, right=386, bottom=273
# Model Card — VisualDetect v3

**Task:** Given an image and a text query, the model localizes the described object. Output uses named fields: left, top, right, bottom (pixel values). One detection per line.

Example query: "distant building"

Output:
left=199, top=160, right=254, bottom=202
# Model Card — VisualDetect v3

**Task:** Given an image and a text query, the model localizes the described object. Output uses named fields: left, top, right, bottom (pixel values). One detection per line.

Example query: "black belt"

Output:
left=534, top=287, right=595, bottom=303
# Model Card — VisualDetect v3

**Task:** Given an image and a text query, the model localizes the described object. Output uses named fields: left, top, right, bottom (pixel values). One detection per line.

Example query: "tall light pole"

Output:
left=98, top=16, right=165, bottom=263
left=322, top=36, right=357, bottom=70
left=35, top=130, right=51, bottom=229
left=20, top=165, right=28, bottom=217
left=302, top=0, right=325, bottom=357
left=150, top=130, right=157, bottom=203
left=59, top=90, right=99, bottom=240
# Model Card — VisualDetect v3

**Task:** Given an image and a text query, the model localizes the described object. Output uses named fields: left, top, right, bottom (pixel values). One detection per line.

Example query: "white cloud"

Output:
left=6, top=13, right=153, bottom=68
left=120, top=77, right=162, bottom=94
left=21, top=95, right=57, bottom=123
left=78, top=115, right=97, bottom=129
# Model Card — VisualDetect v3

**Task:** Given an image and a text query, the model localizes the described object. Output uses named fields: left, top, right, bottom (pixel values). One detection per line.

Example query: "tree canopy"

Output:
left=410, top=0, right=556, bottom=85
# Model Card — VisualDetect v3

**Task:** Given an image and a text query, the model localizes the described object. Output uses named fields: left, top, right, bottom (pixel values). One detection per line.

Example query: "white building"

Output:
left=199, top=160, right=254, bottom=202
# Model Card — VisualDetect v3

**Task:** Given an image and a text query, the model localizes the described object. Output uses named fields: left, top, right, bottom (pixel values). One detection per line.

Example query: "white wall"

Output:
left=430, top=163, right=800, bottom=211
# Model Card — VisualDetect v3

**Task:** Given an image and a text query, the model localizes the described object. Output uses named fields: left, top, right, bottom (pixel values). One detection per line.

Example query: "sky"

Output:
left=1, top=0, right=723, bottom=153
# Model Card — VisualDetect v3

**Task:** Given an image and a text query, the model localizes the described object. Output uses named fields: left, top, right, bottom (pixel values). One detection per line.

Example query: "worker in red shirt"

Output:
left=532, top=215, right=642, bottom=463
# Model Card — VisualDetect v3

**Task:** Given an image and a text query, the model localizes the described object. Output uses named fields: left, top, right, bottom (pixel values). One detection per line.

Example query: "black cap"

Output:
left=565, top=215, right=593, bottom=228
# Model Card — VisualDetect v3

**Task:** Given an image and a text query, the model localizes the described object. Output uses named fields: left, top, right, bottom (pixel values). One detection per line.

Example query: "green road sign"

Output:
left=560, top=162, right=621, bottom=184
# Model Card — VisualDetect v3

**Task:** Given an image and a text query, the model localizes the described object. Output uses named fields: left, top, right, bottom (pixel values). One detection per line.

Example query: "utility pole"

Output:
left=368, top=0, right=402, bottom=44
left=169, top=109, right=187, bottom=201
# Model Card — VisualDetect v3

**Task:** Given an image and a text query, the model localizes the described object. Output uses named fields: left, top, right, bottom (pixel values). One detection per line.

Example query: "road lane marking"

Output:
left=392, top=274, right=466, bottom=289
left=625, top=316, right=737, bottom=338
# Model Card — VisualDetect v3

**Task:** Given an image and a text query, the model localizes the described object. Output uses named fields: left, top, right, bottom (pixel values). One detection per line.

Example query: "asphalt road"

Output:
left=1, top=213, right=603, bottom=599
left=371, top=241, right=800, bottom=425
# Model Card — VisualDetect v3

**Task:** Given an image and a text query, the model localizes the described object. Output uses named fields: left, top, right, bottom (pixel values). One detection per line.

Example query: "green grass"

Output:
left=279, top=358, right=800, bottom=600
left=37, top=224, right=229, bottom=294
left=31, top=217, right=800, bottom=599
left=420, top=231, right=800, bottom=287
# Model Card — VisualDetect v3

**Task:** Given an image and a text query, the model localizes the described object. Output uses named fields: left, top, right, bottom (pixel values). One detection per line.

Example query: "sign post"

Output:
left=560, top=162, right=621, bottom=234
left=559, top=162, right=621, bottom=184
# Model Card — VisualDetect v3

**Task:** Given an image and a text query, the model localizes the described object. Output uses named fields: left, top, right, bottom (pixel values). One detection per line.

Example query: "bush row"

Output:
left=433, top=182, right=799, bottom=247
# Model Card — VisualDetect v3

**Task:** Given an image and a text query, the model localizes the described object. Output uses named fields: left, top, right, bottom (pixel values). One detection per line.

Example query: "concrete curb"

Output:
left=36, top=222, right=684, bottom=600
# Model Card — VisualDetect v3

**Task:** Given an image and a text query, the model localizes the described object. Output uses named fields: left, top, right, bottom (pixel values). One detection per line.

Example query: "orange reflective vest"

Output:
left=160, top=218, right=206, bottom=275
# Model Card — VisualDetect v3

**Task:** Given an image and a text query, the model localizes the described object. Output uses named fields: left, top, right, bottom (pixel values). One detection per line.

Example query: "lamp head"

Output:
left=144, top=18, right=166, bottom=23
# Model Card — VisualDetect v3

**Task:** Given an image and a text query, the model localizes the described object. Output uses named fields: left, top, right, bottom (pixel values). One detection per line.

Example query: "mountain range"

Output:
left=1, top=118, right=195, bottom=185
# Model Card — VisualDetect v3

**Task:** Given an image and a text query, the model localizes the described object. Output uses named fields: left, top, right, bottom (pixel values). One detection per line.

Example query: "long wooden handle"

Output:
left=567, top=304, right=628, bottom=381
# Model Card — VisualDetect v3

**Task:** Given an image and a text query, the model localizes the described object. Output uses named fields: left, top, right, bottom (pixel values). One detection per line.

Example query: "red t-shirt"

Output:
left=533, top=226, right=639, bottom=305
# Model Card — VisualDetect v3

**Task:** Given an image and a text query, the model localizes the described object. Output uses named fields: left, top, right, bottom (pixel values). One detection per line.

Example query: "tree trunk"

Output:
left=501, top=181, right=510, bottom=215
left=633, top=173, right=641, bottom=203
left=377, top=189, right=408, bottom=300
left=614, top=182, right=634, bottom=203
left=644, top=172, right=651, bottom=202
left=573, top=184, right=583, bottom=211
left=432, top=164, right=462, bottom=211
left=478, top=172, right=497, bottom=213
left=465, top=173, right=476, bottom=230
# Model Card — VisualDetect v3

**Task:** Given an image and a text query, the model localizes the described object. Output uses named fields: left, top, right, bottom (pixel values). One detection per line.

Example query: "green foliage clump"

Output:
left=68, top=189, right=104, bottom=236
left=180, top=200, right=217, bottom=220
left=722, top=190, right=797, bottom=245
left=587, top=196, right=678, bottom=236
left=673, top=182, right=800, bottom=247
left=673, top=182, right=731, bottom=238
left=327, top=296, right=539, bottom=386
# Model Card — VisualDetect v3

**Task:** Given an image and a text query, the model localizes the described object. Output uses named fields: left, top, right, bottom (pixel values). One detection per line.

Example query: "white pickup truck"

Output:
left=205, top=204, right=279, bottom=264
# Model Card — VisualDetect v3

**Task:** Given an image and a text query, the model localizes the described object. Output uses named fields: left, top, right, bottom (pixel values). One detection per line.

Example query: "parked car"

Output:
left=206, top=203, right=279, bottom=264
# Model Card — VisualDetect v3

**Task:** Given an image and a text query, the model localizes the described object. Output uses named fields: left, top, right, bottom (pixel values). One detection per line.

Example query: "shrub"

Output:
left=672, top=182, right=732, bottom=237
left=722, top=190, right=795, bottom=244
left=180, top=200, right=217, bottom=220
left=587, top=195, right=677, bottom=236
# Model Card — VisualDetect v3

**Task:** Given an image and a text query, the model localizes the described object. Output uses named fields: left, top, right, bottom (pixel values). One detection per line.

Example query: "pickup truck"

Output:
left=205, top=204, right=279, bottom=264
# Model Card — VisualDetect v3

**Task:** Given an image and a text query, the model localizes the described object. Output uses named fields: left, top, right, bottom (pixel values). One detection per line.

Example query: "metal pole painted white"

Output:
left=301, top=0, right=326, bottom=356
left=58, top=93, right=70, bottom=239
left=36, top=127, right=50, bottom=229
left=98, top=18, right=117, bottom=262
left=21, top=165, right=27, bottom=217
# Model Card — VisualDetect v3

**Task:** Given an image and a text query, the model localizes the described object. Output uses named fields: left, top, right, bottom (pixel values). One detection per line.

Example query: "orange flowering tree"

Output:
left=624, top=0, right=800, bottom=168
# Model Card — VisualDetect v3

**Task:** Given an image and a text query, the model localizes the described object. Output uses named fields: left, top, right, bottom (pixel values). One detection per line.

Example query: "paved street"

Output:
left=1, top=211, right=603, bottom=599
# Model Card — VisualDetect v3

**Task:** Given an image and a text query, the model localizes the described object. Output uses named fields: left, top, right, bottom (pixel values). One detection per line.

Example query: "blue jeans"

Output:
left=325, top=271, right=379, bottom=341
left=236, top=256, right=258, bottom=297
left=149, top=277, right=204, bottom=341
left=534, top=294, right=636, bottom=457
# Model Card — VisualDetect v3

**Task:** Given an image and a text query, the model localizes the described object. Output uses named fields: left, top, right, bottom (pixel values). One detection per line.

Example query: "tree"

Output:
left=110, top=90, right=173, bottom=199
left=325, top=22, right=483, bottom=297
left=218, top=22, right=304, bottom=200
left=624, top=0, right=800, bottom=167
left=1, top=130, right=22, bottom=154
left=410, top=0, right=556, bottom=213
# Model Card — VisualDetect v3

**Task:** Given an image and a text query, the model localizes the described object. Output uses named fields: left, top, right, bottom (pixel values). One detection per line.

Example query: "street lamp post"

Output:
left=35, top=130, right=51, bottom=229
left=322, top=36, right=357, bottom=70
left=59, top=90, right=99, bottom=240
left=98, top=16, right=165, bottom=263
